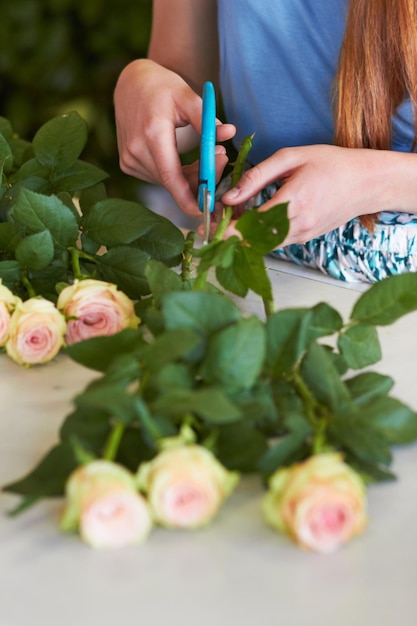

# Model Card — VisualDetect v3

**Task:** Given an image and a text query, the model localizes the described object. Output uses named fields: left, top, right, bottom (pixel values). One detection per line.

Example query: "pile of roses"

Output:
left=0, top=274, right=369, bottom=554
left=59, top=428, right=367, bottom=554
left=0, top=278, right=139, bottom=365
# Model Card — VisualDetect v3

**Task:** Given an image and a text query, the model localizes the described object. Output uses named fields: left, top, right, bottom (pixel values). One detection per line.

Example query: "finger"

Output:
left=221, top=147, right=303, bottom=205
left=148, top=121, right=200, bottom=216
left=215, top=122, right=236, bottom=143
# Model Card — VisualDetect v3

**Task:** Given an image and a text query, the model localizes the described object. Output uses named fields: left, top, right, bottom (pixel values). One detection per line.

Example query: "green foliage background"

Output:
left=0, top=0, right=152, bottom=198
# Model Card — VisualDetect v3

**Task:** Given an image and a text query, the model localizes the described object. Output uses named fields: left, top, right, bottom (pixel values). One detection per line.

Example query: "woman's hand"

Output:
left=114, top=59, right=235, bottom=216
left=221, top=144, right=417, bottom=244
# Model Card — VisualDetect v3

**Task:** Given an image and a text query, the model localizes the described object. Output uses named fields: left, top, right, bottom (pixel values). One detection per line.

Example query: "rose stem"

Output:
left=103, top=422, right=125, bottom=461
left=193, top=135, right=254, bottom=291
left=288, top=370, right=331, bottom=454
left=20, top=269, right=37, bottom=298
left=181, top=230, right=196, bottom=283
left=68, top=247, right=97, bottom=280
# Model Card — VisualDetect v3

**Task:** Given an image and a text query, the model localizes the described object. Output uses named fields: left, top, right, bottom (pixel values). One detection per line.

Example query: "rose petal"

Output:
left=80, top=490, right=152, bottom=549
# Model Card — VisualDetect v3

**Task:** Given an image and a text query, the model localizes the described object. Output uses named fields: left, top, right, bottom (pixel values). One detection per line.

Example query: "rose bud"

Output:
left=6, top=297, right=66, bottom=365
left=263, top=452, right=368, bottom=554
left=136, top=444, right=239, bottom=530
left=57, top=278, right=140, bottom=345
left=60, top=460, right=152, bottom=549
left=0, top=282, right=21, bottom=346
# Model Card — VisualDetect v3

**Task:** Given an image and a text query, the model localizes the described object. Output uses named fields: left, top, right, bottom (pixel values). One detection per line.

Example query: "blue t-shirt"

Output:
left=217, top=0, right=415, bottom=163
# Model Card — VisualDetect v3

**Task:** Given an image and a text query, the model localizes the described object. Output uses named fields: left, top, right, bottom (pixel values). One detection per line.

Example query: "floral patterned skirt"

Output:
left=218, top=178, right=417, bottom=284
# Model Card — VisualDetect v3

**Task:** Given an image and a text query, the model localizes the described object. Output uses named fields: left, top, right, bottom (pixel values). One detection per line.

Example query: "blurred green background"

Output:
left=0, top=0, right=152, bottom=198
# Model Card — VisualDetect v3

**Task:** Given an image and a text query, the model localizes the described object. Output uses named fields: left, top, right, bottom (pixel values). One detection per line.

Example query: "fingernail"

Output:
left=215, top=145, right=226, bottom=155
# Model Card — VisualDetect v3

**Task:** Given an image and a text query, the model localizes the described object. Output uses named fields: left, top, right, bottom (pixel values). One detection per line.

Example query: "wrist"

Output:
left=371, top=150, right=417, bottom=215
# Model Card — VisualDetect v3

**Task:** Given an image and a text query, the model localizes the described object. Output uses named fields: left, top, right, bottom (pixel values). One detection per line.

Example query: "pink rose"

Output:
left=136, top=444, right=239, bottom=529
left=6, top=297, right=66, bottom=365
left=262, top=453, right=367, bottom=554
left=57, top=279, right=140, bottom=345
left=60, top=460, right=152, bottom=549
left=0, top=283, right=21, bottom=346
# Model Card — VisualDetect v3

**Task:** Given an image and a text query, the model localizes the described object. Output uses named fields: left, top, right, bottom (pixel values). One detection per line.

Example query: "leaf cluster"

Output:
left=0, top=112, right=184, bottom=302
left=6, top=266, right=417, bottom=510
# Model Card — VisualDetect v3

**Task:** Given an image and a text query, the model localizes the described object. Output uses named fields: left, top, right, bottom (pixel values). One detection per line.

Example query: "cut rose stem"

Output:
left=181, top=230, right=196, bottom=283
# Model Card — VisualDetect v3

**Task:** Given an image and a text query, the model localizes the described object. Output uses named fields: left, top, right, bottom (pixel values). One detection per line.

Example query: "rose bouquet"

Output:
left=0, top=112, right=184, bottom=365
left=2, top=113, right=417, bottom=553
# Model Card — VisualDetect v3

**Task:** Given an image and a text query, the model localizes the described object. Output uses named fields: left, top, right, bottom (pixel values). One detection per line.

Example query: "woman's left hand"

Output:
left=220, top=144, right=416, bottom=244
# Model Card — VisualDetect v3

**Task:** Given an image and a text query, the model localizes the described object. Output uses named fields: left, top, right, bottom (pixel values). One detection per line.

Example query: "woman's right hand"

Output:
left=114, top=59, right=236, bottom=216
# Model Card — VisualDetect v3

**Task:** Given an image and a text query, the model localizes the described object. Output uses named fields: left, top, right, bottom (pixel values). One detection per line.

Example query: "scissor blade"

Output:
left=202, top=188, right=211, bottom=244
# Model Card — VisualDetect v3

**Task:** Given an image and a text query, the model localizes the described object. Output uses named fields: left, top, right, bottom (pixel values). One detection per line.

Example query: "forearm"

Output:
left=148, top=0, right=219, bottom=92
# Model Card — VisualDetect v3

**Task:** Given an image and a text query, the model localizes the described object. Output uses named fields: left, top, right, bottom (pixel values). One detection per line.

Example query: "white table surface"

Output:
left=1, top=256, right=417, bottom=626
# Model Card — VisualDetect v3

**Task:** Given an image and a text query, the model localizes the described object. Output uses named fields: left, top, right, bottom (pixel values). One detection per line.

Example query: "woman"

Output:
left=114, top=0, right=417, bottom=282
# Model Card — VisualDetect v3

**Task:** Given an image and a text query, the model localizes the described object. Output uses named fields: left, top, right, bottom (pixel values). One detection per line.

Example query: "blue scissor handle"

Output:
left=198, top=81, right=216, bottom=213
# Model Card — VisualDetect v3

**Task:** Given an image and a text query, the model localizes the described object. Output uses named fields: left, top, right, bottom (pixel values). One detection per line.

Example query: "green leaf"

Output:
left=200, top=316, right=265, bottom=391
left=51, top=160, right=109, bottom=192
left=337, top=324, right=382, bottom=369
left=8, top=137, right=32, bottom=168
left=10, top=157, right=50, bottom=184
left=32, top=111, right=88, bottom=169
left=258, top=415, right=312, bottom=475
left=350, top=273, right=417, bottom=325
left=56, top=191, right=81, bottom=224
left=149, top=363, right=194, bottom=393
left=28, top=259, right=69, bottom=301
left=59, top=408, right=111, bottom=453
left=270, top=378, right=305, bottom=428
left=82, top=198, right=161, bottom=246
left=11, top=188, right=79, bottom=248
left=266, top=310, right=311, bottom=374
left=135, top=218, right=184, bottom=265
left=0, top=260, right=21, bottom=283
left=328, top=416, right=392, bottom=466
left=235, top=202, right=290, bottom=254
left=2, top=442, right=77, bottom=499
left=141, top=328, right=203, bottom=372
left=231, top=379, right=279, bottom=432
left=15, top=230, right=55, bottom=270
left=0, top=117, right=13, bottom=139
left=145, top=259, right=183, bottom=305
left=195, top=237, right=239, bottom=274
left=300, top=342, right=352, bottom=411
left=306, top=301, right=344, bottom=337
left=74, top=384, right=138, bottom=425
left=152, top=388, right=242, bottom=424
left=266, top=303, right=342, bottom=374
left=162, top=291, right=242, bottom=334
left=78, top=182, right=108, bottom=215
left=345, top=372, right=394, bottom=404
left=80, top=232, right=101, bottom=255
left=0, top=222, right=22, bottom=252
left=359, top=396, right=417, bottom=444
left=65, top=329, right=144, bottom=372
left=0, top=132, right=13, bottom=176
left=96, top=246, right=151, bottom=299
left=234, top=245, right=273, bottom=300
left=215, top=263, right=248, bottom=298
left=345, top=455, right=397, bottom=483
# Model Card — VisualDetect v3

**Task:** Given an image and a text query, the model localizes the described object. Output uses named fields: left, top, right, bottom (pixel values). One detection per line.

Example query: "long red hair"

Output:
left=334, top=0, right=417, bottom=227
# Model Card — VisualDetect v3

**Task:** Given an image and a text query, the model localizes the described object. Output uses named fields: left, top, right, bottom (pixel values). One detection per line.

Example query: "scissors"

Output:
left=198, top=81, right=216, bottom=244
